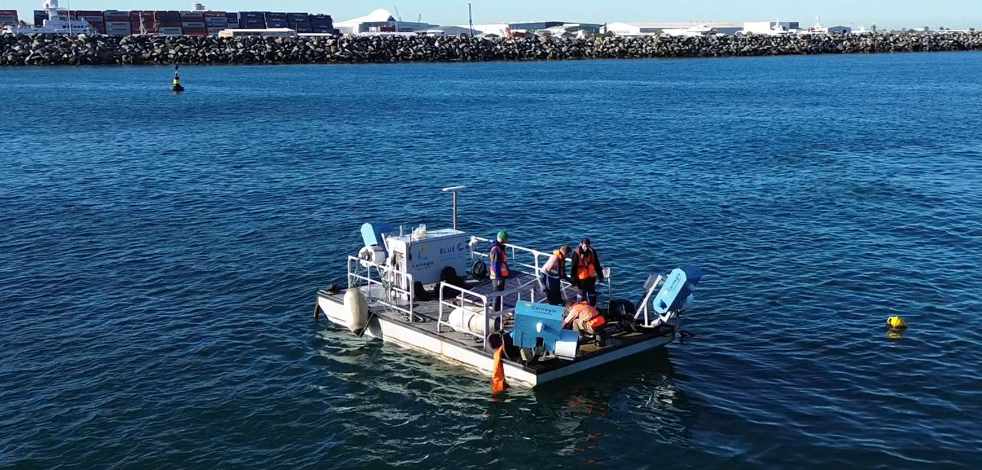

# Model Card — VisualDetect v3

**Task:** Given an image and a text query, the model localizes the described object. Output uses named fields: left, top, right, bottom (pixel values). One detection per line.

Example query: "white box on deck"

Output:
left=386, top=229, right=469, bottom=285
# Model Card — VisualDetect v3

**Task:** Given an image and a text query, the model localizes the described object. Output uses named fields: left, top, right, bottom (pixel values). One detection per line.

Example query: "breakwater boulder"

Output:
left=2, top=32, right=981, bottom=66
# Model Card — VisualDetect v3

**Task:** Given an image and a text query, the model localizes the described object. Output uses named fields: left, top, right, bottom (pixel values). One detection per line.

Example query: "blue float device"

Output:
left=360, top=222, right=396, bottom=251
left=652, top=266, right=703, bottom=314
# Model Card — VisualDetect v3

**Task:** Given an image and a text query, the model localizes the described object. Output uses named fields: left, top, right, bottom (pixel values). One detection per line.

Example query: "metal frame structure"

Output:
left=346, top=255, right=416, bottom=322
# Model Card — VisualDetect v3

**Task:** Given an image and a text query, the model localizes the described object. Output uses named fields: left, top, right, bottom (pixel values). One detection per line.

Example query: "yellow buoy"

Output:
left=887, top=316, right=907, bottom=329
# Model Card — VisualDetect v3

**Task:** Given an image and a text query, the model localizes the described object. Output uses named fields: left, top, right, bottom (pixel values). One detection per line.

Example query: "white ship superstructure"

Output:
left=2, top=0, right=92, bottom=35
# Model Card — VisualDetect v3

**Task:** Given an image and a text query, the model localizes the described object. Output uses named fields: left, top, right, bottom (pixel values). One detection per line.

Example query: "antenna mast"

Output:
left=468, top=3, right=474, bottom=37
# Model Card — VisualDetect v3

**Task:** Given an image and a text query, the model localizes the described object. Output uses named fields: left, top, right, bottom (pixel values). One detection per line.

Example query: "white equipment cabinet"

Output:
left=386, top=228, right=470, bottom=286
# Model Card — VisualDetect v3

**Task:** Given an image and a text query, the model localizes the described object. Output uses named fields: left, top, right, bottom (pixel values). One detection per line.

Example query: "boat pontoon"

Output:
left=314, top=187, right=702, bottom=387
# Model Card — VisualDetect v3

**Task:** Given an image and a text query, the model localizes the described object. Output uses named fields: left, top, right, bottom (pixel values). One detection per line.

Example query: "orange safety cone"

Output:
left=491, top=345, right=507, bottom=394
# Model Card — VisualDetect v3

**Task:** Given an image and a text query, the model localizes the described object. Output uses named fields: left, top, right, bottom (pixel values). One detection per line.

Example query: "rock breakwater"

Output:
left=2, top=32, right=981, bottom=66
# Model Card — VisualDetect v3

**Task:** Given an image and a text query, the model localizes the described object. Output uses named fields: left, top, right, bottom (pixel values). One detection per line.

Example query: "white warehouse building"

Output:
left=602, top=22, right=742, bottom=37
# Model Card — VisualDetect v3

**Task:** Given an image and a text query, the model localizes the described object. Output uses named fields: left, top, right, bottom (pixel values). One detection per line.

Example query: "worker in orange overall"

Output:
left=489, top=231, right=510, bottom=311
left=570, top=237, right=603, bottom=306
left=562, top=301, right=606, bottom=339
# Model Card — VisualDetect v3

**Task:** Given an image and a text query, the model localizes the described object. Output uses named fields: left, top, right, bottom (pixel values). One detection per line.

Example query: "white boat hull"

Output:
left=317, top=294, right=674, bottom=388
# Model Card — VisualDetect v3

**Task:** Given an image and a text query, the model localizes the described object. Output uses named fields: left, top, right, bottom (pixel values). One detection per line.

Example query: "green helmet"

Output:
left=497, top=230, right=509, bottom=241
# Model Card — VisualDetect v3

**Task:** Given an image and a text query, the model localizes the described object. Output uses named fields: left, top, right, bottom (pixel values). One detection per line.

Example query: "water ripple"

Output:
left=2, top=53, right=982, bottom=469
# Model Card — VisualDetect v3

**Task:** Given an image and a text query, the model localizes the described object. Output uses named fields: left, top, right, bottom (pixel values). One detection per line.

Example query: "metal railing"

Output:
left=346, top=255, right=416, bottom=322
left=471, top=236, right=612, bottom=306
left=437, top=278, right=535, bottom=349
left=437, top=282, right=490, bottom=347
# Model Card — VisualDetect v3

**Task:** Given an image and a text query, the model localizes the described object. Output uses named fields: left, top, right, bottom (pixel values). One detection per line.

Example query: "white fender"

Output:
left=343, top=288, right=369, bottom=333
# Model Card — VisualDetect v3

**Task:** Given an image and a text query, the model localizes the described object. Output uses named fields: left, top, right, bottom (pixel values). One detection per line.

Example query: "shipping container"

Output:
left=264, top=12, right=287, bottom=26
left=206, top=27, right=224, bottom=35
left=104, top=11, right=130, bottom=21
left=156, top=26, right=183, bottom=35
left=155, top=11, right=181, bottom=19
left=288, top=18, right=311, bottom=32
left=88, top=24, right=107, bottom=34
left=181, top=21, right=206, bottom=28
left=180, top=11, right=204, bottom=19
left=309, top=14, right=334, bottom=30
left=184, top=30, right=207, bottom=36
left=203, top=11, right=225, bottom=17
left=130, top=11, right=156, bottom=33
left=205, top=17, right=227, bottom=24
left=0, top=10, right=19, bottom=26
left=105, top=22, right=131, bottom=35
left=34, top=10, right=48, bottom=26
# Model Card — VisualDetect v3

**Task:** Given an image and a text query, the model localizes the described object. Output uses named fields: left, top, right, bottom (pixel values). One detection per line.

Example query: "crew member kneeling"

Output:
left=562, top=301, right=606, bottom=339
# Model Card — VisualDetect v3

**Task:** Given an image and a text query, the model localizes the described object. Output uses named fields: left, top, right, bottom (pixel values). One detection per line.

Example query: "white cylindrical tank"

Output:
left=343, top=288, right=369, bottom=333
left=447, top=305, right=486, bottom=335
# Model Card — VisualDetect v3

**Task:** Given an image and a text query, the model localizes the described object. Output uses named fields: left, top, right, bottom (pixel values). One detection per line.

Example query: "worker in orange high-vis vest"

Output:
left=489, top=231, right=510, bottom=311
left=562, top=301, right=606, bottom=338
left=570, top=237, right=603, bottom=307
left=541, top=245, right=570, bottom=306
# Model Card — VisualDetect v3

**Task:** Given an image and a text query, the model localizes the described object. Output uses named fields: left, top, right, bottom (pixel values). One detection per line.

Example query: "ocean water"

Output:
left=2, top=52, right=982, bottom=470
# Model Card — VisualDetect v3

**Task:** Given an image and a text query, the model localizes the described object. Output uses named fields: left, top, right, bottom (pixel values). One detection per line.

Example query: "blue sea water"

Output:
left=2, top=52, right=982, bottom=470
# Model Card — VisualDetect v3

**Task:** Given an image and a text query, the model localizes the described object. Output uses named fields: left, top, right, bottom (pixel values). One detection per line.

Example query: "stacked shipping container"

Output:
left=33, top=10, right=48, bottom=27
left=104, top=10, right=131, bottom=36
left=155, top=10, right=182, bottom=36
left=0, top=10, right=19, bottom=26
left=263, top=11, right=288, bottom=28
left=309, top=14, right=336, bottom=34
left=286, top=13, right=311, bottom=33
left=240, top=11, right=265, bottom=29
left=180, top=10, right=206, bottom=36
left=21, top=9, right=339, bottom=35
left=130, top=11, right=156, bottom=34
left=203, top=11, right=227, bottom=36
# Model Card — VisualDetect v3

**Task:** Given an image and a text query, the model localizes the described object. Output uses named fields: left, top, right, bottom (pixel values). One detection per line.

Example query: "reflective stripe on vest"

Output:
left=572, top=302, right=605, bottom=329
left=576, top=248, right=597, bottom=280
left=490, top=244, right=509, bottom=279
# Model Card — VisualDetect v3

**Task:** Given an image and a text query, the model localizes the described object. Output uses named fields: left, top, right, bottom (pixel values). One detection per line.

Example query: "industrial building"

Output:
left=468, top=21, right=602, bottom=38
left=602, top=22, right=742, bottom=37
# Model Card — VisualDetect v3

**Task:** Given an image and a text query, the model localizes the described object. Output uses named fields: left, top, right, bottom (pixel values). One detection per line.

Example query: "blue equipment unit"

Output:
left=360, top=222, right=396, bottom=251
left=511, top=302, right=578, bottom=354
left=652, top=266, right=703, bottom=314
